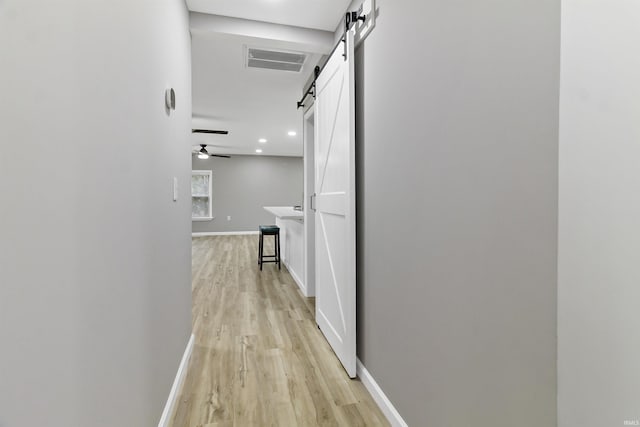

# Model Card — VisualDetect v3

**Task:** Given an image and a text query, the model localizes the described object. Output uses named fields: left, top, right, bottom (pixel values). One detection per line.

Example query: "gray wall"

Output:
left=353, top=0, right=559, bottom=425
left=192, top=155, right=303, bottom=233
left=558, top=1, right=640, bottom=426
left=0, top=1, right=193, bottom=426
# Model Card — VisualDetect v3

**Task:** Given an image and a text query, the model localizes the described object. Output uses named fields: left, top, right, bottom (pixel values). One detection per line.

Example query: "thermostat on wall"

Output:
left=165, top=88, right=176, bottom=111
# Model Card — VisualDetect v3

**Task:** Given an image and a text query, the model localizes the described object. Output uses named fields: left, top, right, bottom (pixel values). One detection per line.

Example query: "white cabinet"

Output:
left=276, top=217, right=305, bottom=294
left=264, top=206, right=307, bottom=296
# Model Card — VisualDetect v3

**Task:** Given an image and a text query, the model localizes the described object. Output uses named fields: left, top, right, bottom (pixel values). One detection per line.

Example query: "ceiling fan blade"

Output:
left=196, top=143, right=229, bottom=148
left=192, top=129, right=229, bottom=135
left=210, top=154, right=231, bottom=158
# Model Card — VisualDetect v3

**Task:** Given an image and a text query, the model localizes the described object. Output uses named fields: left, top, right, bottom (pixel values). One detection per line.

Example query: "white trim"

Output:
left=158, top=334, right=195, bottom=427
left=191, top=170, right=213, bottom=221
left=192, top=231, right=260, bottom=237
left=303, top=105, right=316, bottom=298
left=357, top=359, right=408, bottom=427
left=192, top=216, right=214, bottom=222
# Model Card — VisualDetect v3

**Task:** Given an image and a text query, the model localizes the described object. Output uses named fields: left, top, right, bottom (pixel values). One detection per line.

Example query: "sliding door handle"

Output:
left=310, top=193, right=317, bottom=212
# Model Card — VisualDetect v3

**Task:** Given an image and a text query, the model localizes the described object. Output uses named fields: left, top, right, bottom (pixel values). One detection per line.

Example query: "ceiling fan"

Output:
left=193, top=144, right=231, bottom=159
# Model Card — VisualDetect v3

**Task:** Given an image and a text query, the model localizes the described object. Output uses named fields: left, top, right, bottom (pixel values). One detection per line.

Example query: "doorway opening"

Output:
left=176, top=2, right=380, bottom=425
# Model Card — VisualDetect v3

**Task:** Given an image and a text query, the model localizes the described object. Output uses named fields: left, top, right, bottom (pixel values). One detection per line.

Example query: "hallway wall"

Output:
left=192, top=155, right=303, bottom=233
left=0, top=1, right=193, bottom=426
left=351, top=0, right=559, bottom=425
left=558, top=1, right=640, bottom=426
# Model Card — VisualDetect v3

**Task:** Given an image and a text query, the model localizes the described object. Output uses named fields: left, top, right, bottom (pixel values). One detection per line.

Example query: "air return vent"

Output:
left=246, top=48, right=307, bottom=72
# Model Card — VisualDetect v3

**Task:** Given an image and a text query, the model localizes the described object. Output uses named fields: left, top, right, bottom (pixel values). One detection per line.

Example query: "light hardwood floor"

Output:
left=169, top=235, right=389, bottom=427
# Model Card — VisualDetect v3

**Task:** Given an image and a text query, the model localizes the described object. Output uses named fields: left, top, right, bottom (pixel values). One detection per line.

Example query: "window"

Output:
left=191, top=170, right=213, bottom=221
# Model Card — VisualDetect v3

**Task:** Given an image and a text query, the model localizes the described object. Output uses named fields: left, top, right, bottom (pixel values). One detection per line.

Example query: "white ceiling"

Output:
left=188, top=3, right=348, bottom=157
left=186, top=0, right=353, bottom=32
left=191, top=31, right=322, bottom=157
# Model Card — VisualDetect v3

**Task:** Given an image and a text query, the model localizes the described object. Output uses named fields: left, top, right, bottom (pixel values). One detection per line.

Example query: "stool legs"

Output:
left=276, top=232, right=281, bottom=270
left=258, top=232, right=264, bottom=270
left=257, top=228, right=280, bottom=271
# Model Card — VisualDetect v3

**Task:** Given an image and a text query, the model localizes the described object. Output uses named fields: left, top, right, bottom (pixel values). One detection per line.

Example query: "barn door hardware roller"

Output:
left=297, top=66, right=320, bottom=109
left=296, top=9, right=366, bottom=109
left=342, top=11, right=366, bottom=59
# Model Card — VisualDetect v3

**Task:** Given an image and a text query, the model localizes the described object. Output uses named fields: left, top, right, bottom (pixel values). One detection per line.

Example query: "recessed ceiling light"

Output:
left=256, top=149, right=263, bottom=153
left=287, top=131, right=297, bottom=136
left=258, top=138, right=267, bottom=143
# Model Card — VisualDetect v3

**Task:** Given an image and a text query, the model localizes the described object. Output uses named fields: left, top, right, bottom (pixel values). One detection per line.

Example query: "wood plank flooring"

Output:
left=169, top=235, right=389, bottom=427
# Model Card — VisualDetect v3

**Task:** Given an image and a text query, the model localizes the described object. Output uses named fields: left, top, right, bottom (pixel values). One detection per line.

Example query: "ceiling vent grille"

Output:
left=246, top=48, right=307, bottom=73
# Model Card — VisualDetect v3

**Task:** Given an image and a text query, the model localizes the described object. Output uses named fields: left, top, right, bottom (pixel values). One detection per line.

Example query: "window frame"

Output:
left=191, top=170, right=213, bottom=221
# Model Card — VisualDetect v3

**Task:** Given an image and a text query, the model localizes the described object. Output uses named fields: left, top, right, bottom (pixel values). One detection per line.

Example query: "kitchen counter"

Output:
left=263, top=206, right=306, bottom=295
left=263, top=206, right=304, bottom=221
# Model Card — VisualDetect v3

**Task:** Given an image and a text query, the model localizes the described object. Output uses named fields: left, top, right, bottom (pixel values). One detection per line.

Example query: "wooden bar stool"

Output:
left=258, top=225, right=281, bottom=271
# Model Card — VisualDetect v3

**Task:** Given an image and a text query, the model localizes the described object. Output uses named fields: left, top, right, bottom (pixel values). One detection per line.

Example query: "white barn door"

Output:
left=314, top=31, right=356, bottom=378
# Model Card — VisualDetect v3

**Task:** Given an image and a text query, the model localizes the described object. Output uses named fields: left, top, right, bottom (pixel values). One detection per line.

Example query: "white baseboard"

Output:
left=158, top=333, right=195, bottom=427
left=192, top=231, right=259, bottom=237
left=357, top=359, right=408, bottom=427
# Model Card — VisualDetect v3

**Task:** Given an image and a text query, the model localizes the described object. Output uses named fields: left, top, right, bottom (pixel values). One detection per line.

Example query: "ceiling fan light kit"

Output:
left=198, top=146, right=209, bottom=159
left=193, top=144, right=231, bottom=159
left=191, top=129, right=231, bottom=158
